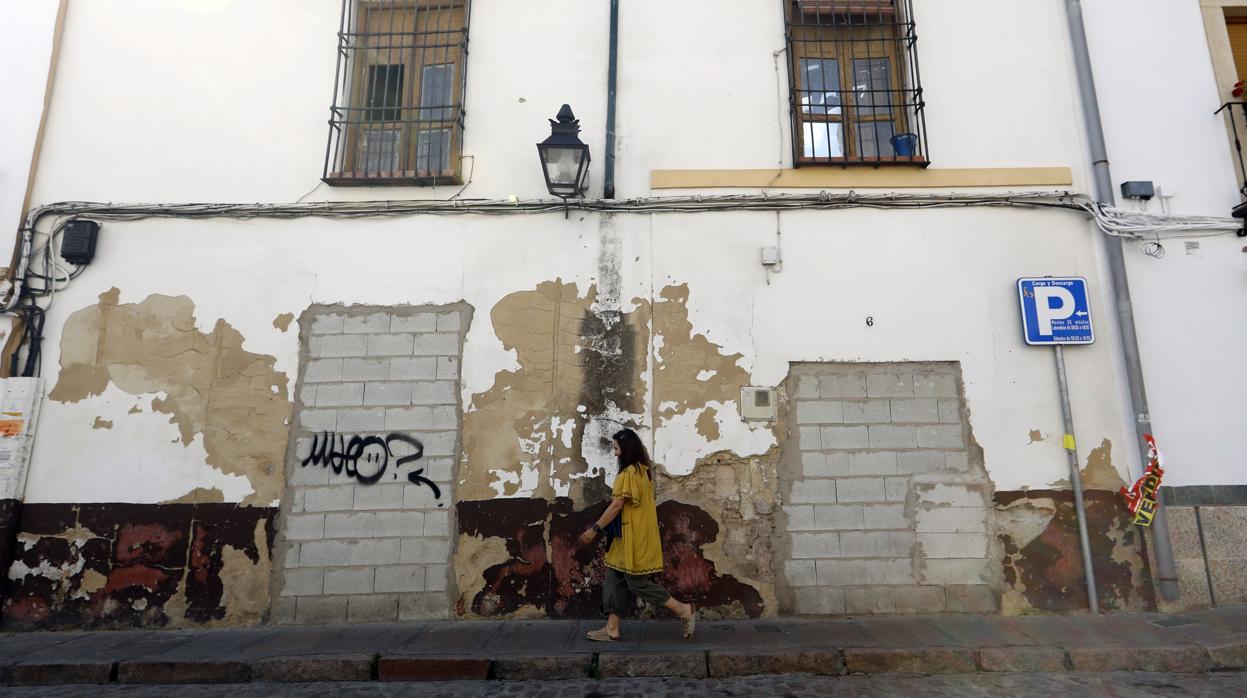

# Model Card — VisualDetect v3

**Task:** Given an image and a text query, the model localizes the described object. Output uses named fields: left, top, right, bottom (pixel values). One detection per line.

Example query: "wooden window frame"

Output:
left=785, top=0, right=928, bottom=167
left=324, top=0, right=470, bottom=186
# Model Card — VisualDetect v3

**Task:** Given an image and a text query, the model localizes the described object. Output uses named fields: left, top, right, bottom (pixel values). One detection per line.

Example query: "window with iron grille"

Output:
left=323, top=0, right=470, bottom=186
left=783, top=0, right=928, bottom=166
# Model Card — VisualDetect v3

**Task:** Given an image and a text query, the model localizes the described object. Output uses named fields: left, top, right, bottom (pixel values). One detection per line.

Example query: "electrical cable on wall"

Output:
left=4, top=190, right=1241, bottom=378
left=12, top=191, right=1242, bottom=233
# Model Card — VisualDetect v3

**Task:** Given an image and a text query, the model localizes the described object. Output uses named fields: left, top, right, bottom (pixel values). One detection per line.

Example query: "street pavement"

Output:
left=0, top=606, right=1244, bottom=688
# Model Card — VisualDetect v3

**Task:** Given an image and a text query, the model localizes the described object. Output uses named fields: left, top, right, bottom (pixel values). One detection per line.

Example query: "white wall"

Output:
left=20, top=0, right=1243, bottom=505
left=31, top=0, right=1093, bottom=204
left=1081, top=0, right=1247, bottom=486
left=0, top=1, right=60, bottom=251
left=22, top=208, right=1133, bottom=504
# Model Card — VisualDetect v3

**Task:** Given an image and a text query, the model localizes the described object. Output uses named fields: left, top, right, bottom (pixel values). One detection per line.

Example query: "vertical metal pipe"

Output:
left=1064, top=0, right=1180, bottom=601
left=603, top=0, right=619, bottom=199
left=1055, top=345, right=1100, bottom=614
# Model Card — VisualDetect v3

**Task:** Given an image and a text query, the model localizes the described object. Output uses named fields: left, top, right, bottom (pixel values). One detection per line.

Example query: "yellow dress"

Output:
left=603, top=464, right=664, bottom=575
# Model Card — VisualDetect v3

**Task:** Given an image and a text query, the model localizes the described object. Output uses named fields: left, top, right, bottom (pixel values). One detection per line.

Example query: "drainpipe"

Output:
left=603, top=0, right=619, bottom=199
left=1064, top=0, right=1179, bottom=601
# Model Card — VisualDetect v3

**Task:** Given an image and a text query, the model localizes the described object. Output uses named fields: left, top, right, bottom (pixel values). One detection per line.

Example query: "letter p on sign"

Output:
left=1034, top=286, right=1076, bottom=336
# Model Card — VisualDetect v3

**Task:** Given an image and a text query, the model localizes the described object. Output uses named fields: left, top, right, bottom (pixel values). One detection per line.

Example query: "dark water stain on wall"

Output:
left=456, top=498, right=764, bottom=619
left=0, top=499, right=20, bottom=602
left=1, top=503, right=275, bottom=630
left=995, top=489, right=1156, bottom=613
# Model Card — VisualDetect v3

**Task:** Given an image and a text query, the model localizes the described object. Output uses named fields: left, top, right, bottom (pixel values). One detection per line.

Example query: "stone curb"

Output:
left=978, top=646, right=1068, bottom=673
left=251, top=654, right=374, bottom=682
left=1066, top=644, right=1213, bottom=673
left=844, top=647, right=978, bottom=674
left=2, top=637, right=1244, bottom=686
left=12, top=661, right=114, bottom=685
left=493, top=654, right=594, bottom=680
left=707, top=649, right=844, bottom=677
left=377, top=656, right=491, bottom=682
left=597, top=652, right=707, bottom=678
left=116, top=660, right=250, bottom=684
left=1203, top=637, right=1247, bottom=670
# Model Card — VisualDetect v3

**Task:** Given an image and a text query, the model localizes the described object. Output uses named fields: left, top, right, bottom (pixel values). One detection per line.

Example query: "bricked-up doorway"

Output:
left=273, top=304, right=471, bottom=623
left=779, top=362, right=999, bottom=615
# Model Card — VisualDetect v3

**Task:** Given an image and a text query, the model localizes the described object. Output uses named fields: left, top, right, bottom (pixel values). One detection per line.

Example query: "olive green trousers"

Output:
left=602, top=567, right=670, bottom=615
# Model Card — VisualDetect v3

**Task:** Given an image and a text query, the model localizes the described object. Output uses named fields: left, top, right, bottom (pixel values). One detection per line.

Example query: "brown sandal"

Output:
left=682, top=605, right=697, bottom=639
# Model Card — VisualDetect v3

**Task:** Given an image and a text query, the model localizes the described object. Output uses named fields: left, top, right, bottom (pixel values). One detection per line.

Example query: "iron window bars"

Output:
left=323, top=0, right=471, bottom=186
left=783, top=0, right=928, bottom=166
left=1216, top=102, right=1247, bottom=200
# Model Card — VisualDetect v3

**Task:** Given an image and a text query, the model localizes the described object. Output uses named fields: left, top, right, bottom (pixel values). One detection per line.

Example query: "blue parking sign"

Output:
left=1017, top=277, right=1094, bottom=345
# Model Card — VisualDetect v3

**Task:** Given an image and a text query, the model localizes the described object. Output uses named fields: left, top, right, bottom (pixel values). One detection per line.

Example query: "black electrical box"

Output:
left=1120, top=181, right=1155, bottom=201
left=61, top=220, right=100, bottom=266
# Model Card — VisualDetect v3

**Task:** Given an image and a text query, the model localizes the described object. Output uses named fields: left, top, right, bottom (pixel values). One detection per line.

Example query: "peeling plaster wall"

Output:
left=452, top=271, right=773, bottom=618
left=12, top=205, right=1161, bottom=624
left=995, top=490, right=1155, bottom=614
left=37, top=288, right=291, bottom=505
left=1, top=502, right=275, bottom=630
left=7, top=0, right=1245, bottom=627
left=994, top=440, right=1157, bottom=614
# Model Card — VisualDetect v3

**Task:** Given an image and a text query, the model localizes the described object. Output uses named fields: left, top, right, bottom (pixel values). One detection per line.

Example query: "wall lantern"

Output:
left=537, top=104, right=591, bottom=201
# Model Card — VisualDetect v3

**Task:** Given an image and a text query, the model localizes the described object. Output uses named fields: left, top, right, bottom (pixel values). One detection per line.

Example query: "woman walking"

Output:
left=579, top=428, right=697, bottom=641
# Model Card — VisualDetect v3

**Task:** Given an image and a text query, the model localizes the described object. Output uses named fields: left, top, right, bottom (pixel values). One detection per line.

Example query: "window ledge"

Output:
left=324, top=172, right=463, bottom=188
left=650, top=167, right=1072, bottom=190
left=796, top=157, right=930, bottom=167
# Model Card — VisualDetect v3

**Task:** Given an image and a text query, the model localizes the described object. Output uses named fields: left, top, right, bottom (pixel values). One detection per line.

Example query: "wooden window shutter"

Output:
left=798, top=0, right=896, bottom=15
left=1229, top=20, right=1247, bottom=83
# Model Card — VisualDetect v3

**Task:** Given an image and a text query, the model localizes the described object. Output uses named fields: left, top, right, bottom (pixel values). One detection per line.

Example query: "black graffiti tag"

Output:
left=300, top=432, right=441, bottom=500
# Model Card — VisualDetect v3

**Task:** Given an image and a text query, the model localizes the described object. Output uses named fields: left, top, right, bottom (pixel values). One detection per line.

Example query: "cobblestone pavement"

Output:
left=4, top=673, right=1247, bottom=697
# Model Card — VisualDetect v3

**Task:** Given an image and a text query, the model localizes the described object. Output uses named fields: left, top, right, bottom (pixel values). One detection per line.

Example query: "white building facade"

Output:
left=0, top=0, right=1242, bottom=629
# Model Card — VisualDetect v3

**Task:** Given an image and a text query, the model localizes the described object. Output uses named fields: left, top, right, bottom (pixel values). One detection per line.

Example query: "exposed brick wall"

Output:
left=780, top=362, right=997, bottom=614
left=274, top=304, right=470, bottom=624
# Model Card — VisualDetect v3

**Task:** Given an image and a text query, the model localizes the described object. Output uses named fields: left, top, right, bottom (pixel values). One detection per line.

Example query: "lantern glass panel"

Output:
left=543, top=146, right=584, bottom=187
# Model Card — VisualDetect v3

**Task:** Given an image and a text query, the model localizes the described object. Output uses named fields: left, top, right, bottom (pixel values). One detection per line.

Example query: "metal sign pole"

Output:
left=1053, top=344, right=1099, bottom=614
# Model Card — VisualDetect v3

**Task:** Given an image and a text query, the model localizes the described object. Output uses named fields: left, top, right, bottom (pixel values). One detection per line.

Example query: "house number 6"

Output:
left=866, top=316, right=874, bottom=327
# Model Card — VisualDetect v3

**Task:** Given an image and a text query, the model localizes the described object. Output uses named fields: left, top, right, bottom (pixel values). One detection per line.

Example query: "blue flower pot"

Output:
left=890, top=133, right=919, bottom=157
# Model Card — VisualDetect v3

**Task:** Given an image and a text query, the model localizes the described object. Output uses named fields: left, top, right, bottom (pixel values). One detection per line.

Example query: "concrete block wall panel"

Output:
left=779, top=362, right=997, bottom=615
left=273, top=304, right=470, bottom=624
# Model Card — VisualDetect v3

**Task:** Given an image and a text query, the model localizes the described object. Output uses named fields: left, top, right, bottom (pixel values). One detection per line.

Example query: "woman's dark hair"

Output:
left=613, top=428, right=652, bottom=478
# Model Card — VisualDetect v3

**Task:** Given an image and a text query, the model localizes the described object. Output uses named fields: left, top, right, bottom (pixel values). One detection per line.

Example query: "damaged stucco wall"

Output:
left=6, top=204, right=1166, bottom=625
left=3, top=288, right=289, bottom=628
left=6, top=0, right=1243, bottom=627
left=2, top=502, right=275, bottom=629
left=453, top=265, right=776, bottom=619
left=36, top=288, right=292, bottom=505
left=994, top=440, right=1156, bottom=614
